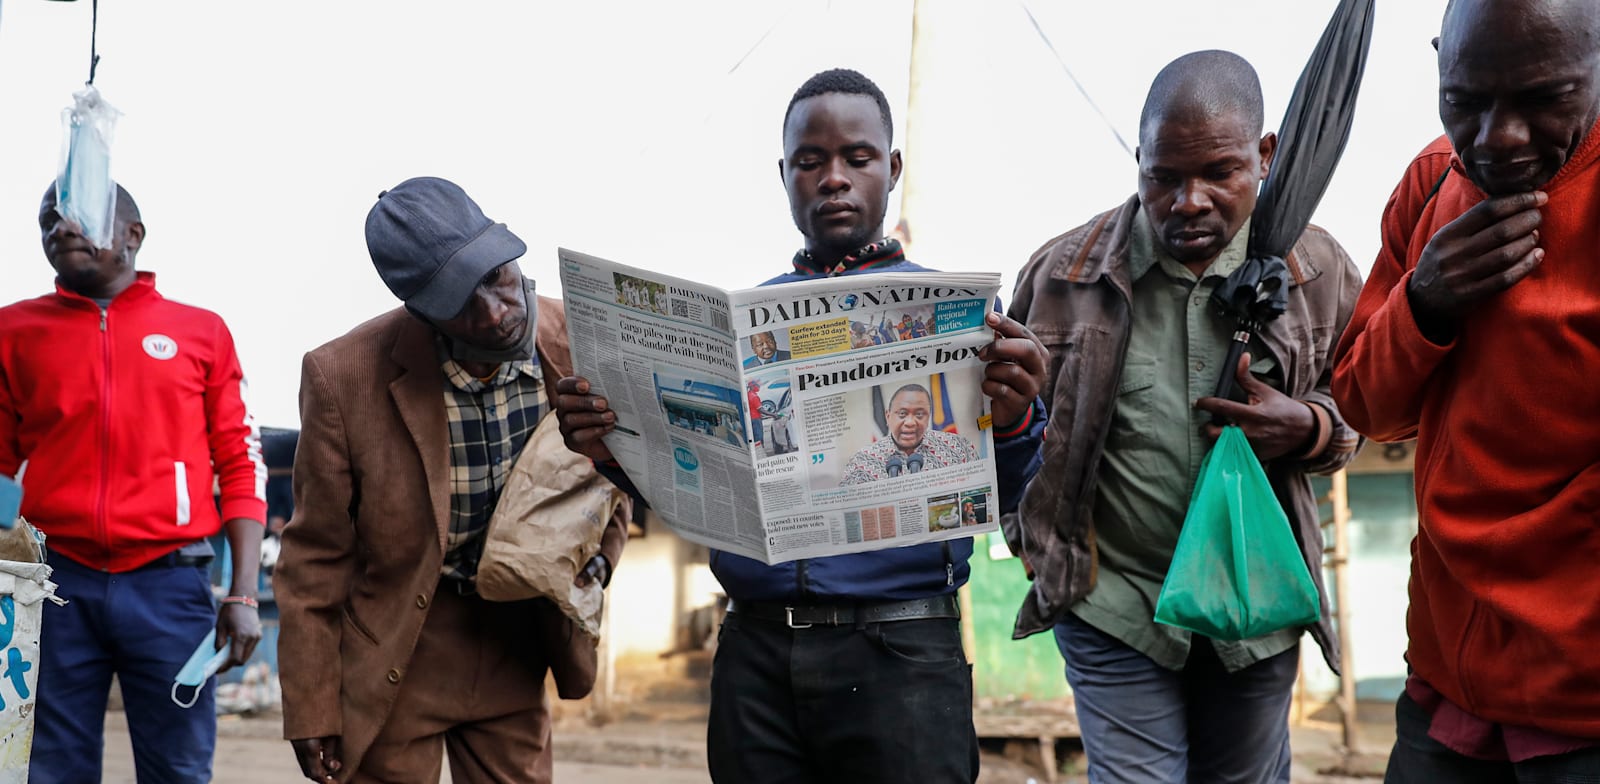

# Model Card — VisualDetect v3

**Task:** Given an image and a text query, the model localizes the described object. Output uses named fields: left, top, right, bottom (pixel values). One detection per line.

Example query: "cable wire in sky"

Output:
left=1019, top=2, right=1134, bottom=159
left=727, top=2, right=796, bottom=75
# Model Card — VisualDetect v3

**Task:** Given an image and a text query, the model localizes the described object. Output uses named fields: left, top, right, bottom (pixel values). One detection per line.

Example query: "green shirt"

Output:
left=1070, top=208, right=1301, bottom=672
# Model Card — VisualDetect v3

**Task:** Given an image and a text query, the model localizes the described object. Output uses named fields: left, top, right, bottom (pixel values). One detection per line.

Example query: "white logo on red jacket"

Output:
left=142, top=334, right=178, bottom=360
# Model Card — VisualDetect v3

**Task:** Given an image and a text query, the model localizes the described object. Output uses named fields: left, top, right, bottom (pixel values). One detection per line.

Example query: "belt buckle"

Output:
left=784, top=606, right=812, bottom=629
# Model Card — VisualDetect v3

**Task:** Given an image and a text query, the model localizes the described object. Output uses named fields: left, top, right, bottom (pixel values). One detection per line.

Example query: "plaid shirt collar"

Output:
left=791, top=237, right=905, bottom=277
left=435, top=338, right=542, bottom=392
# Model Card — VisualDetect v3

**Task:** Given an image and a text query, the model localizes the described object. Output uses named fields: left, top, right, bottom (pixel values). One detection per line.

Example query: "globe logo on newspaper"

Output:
left=673, top=447, right=699, bottom=472
left=838, top=293, right=859, bottom=310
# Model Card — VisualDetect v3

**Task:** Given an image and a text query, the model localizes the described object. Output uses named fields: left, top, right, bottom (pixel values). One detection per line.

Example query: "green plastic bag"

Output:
left=1154, top=426, right=1320, bottom=641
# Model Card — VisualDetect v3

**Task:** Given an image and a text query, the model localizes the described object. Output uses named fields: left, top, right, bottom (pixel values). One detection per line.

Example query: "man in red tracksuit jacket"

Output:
left=0, top=183, right=268, bottom=783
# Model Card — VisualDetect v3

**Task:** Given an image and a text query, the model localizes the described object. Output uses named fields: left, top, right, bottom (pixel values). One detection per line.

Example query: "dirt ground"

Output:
left=93, top=700, right=1396, bottom=783
left=101, top=717, right=710, bottom=784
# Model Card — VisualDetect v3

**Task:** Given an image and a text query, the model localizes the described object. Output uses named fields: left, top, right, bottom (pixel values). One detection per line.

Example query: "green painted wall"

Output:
left=967, top=532, right=1070, bottom=701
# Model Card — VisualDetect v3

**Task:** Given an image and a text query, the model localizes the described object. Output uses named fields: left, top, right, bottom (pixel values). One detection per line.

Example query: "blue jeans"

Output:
left=1054, top=614, right=1298, bottom=784
left=30, top=553, right=219, bottom=784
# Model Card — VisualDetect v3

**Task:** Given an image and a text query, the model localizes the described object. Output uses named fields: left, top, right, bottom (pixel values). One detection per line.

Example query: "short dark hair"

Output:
left=887, top=383, right=931, bottom=410
left=1139, top=50, right=1265, bottom=144
left=784, top=68, right=894, bottom=143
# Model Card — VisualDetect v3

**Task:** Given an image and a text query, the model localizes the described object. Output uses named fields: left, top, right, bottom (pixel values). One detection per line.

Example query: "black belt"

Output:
left=727, top=595, right=959, bottom=628
left=129, top=552, right=213, bottom=572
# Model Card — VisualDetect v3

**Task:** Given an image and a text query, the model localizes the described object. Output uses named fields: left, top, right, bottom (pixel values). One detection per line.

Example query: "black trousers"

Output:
left=706, top=611, right=978, bottom=783
left=1386, top=692, right=1600, bottom=783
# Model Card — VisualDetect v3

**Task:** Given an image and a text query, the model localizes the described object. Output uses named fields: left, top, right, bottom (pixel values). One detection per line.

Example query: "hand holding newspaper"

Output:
left=559, top=249, right=1004, bottom=565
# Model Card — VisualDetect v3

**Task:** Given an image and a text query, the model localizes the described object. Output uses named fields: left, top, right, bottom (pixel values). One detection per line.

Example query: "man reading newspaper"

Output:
left=556, top=69, right=1047, bottom=783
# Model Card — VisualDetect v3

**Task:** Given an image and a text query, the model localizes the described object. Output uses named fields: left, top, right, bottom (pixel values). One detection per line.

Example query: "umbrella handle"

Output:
left=1210, top=331, right=1252, bottom=426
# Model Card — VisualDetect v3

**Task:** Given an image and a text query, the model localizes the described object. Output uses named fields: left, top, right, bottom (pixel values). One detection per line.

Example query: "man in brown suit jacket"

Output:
left=275, top=177, right=626, bottom=783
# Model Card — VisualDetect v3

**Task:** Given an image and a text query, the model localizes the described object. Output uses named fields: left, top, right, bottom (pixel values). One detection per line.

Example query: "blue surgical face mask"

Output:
left=171, top=629, right=229, bottom=708
left=58, top=85, right=120, bottom=250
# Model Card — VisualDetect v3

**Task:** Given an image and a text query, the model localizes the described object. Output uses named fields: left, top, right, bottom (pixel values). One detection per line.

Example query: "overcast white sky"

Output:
left=0, top=0, right=1449, bottom=427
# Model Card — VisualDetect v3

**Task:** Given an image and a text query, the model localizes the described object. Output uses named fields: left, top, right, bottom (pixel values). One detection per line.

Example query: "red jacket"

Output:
left=1332, top=131, right=1600, bottom=737
left=0, top=272, right=267, bottom=571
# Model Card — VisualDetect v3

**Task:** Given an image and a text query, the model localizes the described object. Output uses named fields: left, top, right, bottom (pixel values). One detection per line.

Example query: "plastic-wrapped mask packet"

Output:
left=57, top=84, right=121, bottom=250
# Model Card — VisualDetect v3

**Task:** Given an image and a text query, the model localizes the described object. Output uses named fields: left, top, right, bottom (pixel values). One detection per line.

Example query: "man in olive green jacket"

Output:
left=1003, top=50, right=1363, bottom=783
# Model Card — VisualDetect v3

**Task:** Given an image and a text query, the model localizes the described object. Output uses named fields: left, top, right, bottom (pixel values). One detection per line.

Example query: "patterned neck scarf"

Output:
left=792, top=237, right=905, bottom=277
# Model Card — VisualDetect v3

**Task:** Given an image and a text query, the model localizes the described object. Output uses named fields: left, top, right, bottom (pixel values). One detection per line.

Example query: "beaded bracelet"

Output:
left=220, top=595, right=259, bottom=609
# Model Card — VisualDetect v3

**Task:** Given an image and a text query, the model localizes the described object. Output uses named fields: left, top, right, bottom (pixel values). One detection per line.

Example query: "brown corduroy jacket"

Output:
left=274, top=294, right=626, bottom=765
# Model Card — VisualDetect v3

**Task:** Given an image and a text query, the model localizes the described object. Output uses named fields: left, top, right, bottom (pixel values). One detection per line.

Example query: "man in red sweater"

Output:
left=0, top=184, right=267, bottom=782
left=1332, top=0, right=1600, bottom=778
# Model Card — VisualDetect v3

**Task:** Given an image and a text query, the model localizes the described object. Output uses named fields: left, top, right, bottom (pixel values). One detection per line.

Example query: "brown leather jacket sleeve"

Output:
left=1294, top=227, right=1365, bottom=476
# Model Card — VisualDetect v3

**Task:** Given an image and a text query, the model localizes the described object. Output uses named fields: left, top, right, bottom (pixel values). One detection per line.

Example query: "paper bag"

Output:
left=0, top=519, right=63, bottom=782
left=477, top=413, right=627, bottom=637
left=0, top=516, right=44, bottom=566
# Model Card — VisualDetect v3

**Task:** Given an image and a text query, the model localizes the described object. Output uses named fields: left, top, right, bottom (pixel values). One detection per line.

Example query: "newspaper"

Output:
left=559, top=248, right=1005, bottom=565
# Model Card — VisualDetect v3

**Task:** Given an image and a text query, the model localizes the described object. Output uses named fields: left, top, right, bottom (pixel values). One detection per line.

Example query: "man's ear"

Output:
left=889, top=149, right=903, bottom=190
left=1134, top=146, right=1142, bottom=165
left=1258, top=132, right=1279, bottom=180
left=777, top=157, right=787, bottom=185
left=1431, top=36, right=1440, bottom=52
left=123, top=221, right=146, bottom=256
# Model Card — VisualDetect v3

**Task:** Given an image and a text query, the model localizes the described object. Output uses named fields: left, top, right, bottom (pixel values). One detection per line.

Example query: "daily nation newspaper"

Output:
left=559, top=248, right=1003, bottom=565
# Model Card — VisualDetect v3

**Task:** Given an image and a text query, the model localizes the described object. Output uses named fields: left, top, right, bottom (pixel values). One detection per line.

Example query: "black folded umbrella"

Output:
left=1211, top=0, right=1375, bottom=409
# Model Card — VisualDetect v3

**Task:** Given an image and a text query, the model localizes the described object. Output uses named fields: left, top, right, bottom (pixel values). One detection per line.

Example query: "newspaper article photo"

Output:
left=615, top=272, right=669, bottom=317
left=654, top=368, right=747, bottom=450
left=747, top=373, right=797, bottom=457
left=818, top=373, right=986, bottom=488
left=741, top=330, right=792, bottom=369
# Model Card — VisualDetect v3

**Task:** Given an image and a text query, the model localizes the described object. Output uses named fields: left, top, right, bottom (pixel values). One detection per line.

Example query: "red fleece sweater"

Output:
left=1333, top=129, right=1600, bottom=737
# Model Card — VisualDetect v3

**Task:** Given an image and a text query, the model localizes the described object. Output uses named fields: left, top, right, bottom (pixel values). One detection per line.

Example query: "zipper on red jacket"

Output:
left=97, top=306, right=113, bottom=569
